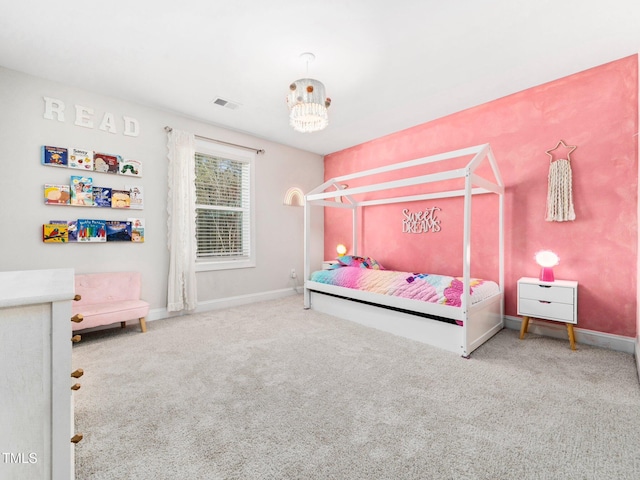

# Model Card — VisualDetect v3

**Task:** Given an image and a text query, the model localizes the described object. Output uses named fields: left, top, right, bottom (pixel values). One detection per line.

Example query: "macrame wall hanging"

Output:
left=544, top=140, right=576, bottom=222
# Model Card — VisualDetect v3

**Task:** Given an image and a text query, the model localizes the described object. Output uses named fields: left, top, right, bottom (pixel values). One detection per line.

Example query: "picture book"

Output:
left=76, top=219, right=107, bottom=242
left=48, top=220, right=78, bottom=242
left=43, top=223, right=68, bottom=243
left=93, top=152, right=121, bottom=174
left=69, top=147, right=94, bottom=171
left=93, top=186, right=112, bottom=208
left=44, top=184, right=70, bottom=205
left=41, top=145, right=68, bottom=167
left=67, top=220, right=78, bottom=242
left=128, top=218, right=145, bottom=243
left=70, top=176, right=94, bottom=206
left=120, top=159, right=142, bottom=177
left=111, top=189, right=131, bottom=208
left=106, top=220, right=132, bottom=242
left=126, top=185, right=144, bottom=210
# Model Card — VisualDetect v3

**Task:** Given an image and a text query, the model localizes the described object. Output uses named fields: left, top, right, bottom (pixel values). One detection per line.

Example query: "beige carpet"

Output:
left=73, top=294, right=640, bottom=479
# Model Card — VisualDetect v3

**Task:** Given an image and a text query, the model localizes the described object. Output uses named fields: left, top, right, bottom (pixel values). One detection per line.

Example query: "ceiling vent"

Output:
left=212, top=97, right=240, bottom=110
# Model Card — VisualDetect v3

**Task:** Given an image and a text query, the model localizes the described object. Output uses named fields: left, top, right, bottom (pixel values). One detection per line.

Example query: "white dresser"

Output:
left=0, top=269, right=77, bottom=480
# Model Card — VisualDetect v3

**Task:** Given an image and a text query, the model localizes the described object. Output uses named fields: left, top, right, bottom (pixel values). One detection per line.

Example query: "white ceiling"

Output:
left=1, top=1, right=638, bottom=155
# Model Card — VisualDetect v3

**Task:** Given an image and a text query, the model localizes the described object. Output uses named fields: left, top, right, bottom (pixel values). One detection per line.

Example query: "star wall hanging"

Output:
left=544, top=139, right=577, bottom=222
left=545, top=139, right=577, bottom=162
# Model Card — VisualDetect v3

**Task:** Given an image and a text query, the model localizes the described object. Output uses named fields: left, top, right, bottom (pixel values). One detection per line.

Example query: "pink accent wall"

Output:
left=324, top=55, right=638, bottom=337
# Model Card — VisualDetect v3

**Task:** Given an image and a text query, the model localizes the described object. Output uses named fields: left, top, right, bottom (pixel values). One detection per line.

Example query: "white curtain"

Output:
left=166, top=129, right=198, bottom=312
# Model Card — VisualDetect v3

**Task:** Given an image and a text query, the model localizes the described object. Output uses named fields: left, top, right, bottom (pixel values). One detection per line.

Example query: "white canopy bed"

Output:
left=303, top=144, right=505, bottom=357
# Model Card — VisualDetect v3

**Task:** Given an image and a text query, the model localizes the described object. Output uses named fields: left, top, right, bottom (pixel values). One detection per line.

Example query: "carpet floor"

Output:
left=73, top=294, right=640, bottom=479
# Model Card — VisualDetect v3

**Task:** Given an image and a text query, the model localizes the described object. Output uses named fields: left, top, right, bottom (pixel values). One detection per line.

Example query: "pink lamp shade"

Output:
left=535, top=250, right=559, bottom=282
left=539, top=267, right=555, bottom=282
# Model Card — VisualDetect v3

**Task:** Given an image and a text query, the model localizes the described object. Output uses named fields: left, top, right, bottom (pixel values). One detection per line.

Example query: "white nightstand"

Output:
left=322, top=260, right=339, bottom=270
left=517, top=277, right=578, bottom=350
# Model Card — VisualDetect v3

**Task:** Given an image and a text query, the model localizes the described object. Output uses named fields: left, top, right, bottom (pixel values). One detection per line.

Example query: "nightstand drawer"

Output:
left=519, top=283, right=574, bottom=304
left=518, top=298, right=575, bottom=323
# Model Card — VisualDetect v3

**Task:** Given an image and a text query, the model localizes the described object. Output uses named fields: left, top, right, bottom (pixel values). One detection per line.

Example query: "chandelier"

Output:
left=287, top=53, right=331, bottom=133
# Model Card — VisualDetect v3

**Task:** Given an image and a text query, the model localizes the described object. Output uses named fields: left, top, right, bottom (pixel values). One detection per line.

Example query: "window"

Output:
left=194, top=138, right=255, bottom=271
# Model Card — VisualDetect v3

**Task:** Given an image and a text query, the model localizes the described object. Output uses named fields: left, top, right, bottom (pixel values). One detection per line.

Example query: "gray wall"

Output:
left=0, top=66, right=324, bottom=318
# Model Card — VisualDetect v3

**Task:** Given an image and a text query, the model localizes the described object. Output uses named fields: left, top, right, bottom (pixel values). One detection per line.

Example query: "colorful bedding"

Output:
left=309, top=267, right=499, bottom=307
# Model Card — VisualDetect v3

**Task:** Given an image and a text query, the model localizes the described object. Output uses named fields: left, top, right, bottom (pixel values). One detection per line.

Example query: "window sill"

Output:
left=195, top=259, right=256, bottom=272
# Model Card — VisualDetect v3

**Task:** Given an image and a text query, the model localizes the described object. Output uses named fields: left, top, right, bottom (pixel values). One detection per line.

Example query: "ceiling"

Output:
left=1, top=1, right=638, bottom=156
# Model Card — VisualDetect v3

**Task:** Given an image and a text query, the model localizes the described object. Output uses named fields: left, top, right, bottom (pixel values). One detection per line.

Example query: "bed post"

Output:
left=352, top=206, right=359, bottom=256
left=461, top=167, right=473, bottom=356
left=487, top=146, right=505, bottom=320
left=303, top=197, right=311, bottom=309
left=499, top=175, right=505, bottom=317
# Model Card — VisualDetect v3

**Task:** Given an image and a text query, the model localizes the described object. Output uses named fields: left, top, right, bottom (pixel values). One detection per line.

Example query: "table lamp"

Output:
left=535, top=250, right=559, bottom=282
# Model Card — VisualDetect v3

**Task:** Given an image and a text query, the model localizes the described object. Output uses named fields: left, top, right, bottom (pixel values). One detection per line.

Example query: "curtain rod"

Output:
left=164, top=126, right=265, bottom=154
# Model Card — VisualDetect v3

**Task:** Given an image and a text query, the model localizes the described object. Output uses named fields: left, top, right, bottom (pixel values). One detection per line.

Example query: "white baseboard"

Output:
left=147, top=287, right=301, bottom=322
left=504, top=315, right=636, bottom=354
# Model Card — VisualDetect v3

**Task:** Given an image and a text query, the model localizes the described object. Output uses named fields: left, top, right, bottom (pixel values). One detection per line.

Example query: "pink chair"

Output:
left=72, top=272, right=149, bottom=332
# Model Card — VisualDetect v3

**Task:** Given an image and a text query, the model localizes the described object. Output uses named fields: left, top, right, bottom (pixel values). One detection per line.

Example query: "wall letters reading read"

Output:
left=402, top=207, right=441, bottom=233
left=43, top=96, right=140, bottom=137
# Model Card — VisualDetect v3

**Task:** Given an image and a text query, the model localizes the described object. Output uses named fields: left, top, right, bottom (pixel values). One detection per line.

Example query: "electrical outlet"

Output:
left=290, top=268, right=297, bottom=278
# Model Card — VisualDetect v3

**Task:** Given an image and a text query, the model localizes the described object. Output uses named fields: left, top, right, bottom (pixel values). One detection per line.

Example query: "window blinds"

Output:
left=195, top=153, right=251, bottom=259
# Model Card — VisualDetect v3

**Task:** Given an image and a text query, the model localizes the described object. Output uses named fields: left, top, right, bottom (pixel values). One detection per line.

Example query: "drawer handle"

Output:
left=538, top=285, right=552, bottom=289
left=538, top=300, right=551, bottom=304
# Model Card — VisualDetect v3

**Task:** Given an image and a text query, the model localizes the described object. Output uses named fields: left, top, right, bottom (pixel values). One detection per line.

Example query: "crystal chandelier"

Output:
left=287, top=53, right=331, bottom=133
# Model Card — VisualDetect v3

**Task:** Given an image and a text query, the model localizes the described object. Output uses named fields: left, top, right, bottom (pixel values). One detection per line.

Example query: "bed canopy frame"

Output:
left=303, top=143, right=505, bottom=357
